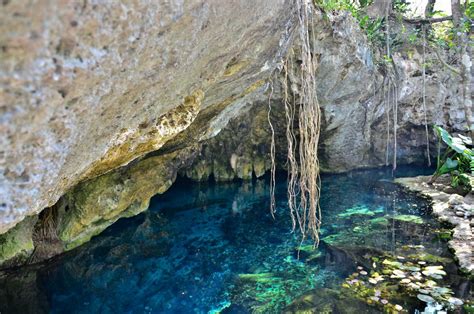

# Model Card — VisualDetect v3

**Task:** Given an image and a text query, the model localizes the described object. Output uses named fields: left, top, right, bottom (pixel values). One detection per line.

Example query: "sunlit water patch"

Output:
left=0, top=166, right=472, bottom=313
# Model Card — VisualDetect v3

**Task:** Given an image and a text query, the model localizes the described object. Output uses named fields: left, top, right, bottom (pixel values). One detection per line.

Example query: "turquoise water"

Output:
left=0, top=166, right=471, bottom=313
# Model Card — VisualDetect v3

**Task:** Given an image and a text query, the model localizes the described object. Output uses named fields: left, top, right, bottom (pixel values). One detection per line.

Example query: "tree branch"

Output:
left=395, top=15, right=453, bottom=24
left=431, top=45, right=461, bottom=76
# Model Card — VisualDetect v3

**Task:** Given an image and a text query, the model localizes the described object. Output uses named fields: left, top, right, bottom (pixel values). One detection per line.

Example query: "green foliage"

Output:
left=382, top=54, right=392, bottom=63
left=314, top=0, right=372, bottom=12
left=316, top=0, right=471, bottom=54
left=314, top=0, right=386, bottom=46
left=359, top=16, right=385, bottom=44
left=466, top=1, right=474, bottom=20
left=392, top=0, right=409, bottom=15
left=432, top=126, right=473, bottom=189
left=428, top=1, right=472, bottom=52
left=408, top=31, right=419, bottom=44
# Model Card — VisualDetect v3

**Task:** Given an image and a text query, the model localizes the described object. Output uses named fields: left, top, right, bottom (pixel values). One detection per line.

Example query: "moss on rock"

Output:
left=59, top=148, right=197, bottom=251
left=392, top=215, right=424, bottom=224
left=0, top=216, right=37, bottom=268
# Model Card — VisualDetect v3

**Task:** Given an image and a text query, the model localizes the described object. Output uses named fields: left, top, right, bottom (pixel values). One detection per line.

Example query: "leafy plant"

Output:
left=393, top=0, right=409, bottom=15
left=431, top=126, right=473, bottom=189
left=465, top=0, right=474, bottom=19
left=314, top=0, right=385, bottom=45
left=407, top=31, right=419, bottom=44
left=359, top=16, right=385, bottom=44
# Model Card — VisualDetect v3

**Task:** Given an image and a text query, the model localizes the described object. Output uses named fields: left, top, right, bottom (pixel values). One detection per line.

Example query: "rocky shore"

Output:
left=396, top=175, right=474, bottom=276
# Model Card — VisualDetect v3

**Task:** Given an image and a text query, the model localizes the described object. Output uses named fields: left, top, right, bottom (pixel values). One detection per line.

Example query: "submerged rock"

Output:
left=284, top=288, right=380, bottom=314
left=396, top=175, right=474, bottom=276
left=421, top=266, right=447, bottom=280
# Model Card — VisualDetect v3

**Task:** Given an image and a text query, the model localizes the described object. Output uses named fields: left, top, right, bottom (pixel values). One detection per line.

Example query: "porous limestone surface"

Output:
left=0, top=0, right=294, bottom=234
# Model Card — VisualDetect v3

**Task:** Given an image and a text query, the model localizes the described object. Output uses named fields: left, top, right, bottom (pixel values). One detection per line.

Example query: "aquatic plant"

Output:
left=337, top=205, right=383, bottom=218
left=392, top=215, right=423, bottom=224
left=431, top=126, right=473, bottom=189
left=233, top=265, right=324, bottom=313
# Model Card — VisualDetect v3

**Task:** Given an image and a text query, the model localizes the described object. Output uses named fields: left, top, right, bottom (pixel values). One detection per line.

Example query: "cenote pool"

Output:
left=0, top=166, right=472, bottom=313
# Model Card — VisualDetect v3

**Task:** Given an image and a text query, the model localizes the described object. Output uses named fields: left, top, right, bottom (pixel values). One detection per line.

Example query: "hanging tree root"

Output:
left=269, top=0, right=322, bottom=247
left=422, top=25, right=431, bottom=166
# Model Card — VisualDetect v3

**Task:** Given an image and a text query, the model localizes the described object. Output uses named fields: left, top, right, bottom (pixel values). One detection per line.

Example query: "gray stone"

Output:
left=396, top=175, right=474, bottom=276
left=417, top=294, right=436, bottom=304
left=0, top=0, right=294, bottom=234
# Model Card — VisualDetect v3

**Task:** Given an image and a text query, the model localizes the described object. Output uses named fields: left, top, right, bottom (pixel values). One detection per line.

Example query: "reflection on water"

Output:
left=0, top=166, right=471, bottom=313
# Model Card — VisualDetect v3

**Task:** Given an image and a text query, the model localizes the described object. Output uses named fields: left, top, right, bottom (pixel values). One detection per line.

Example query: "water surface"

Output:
left=0, top=166, right=471, bottom=313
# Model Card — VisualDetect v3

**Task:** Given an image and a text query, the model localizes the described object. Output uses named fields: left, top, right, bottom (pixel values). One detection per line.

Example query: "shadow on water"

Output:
left=0, top=165, right=471, bottom=313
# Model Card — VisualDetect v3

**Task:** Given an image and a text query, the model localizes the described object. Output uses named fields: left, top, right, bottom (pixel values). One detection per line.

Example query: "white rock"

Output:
left=391, top=269, right=406, bottom=278
left=417, top=294, right=435, bottom=303
left=447, top=297, right=463, bottom=306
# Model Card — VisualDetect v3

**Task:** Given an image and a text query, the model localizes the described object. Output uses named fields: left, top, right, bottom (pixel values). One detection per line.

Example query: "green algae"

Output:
left=435, top=229, right=453, bottom=241
left=392, top=214, right=423, bottom=224
left=464, top=303, right=474, bottom=313
left=209, top=300, right=231, bottom=314
left=0, top=216, right=37, bottom=268
left=284, top=287, right=374, bottom=313
left=337, top=205, right=383, bottom=218
left=382, top=259, right=404, bottom=269
left=298, top=244, right=317, bottom=253
left=306, top=252, right=323, bottom=262
left=369, top=217, right=389, bottom=226
left=296, top=244, right=323, bottom=262
left=321, top=233, right=345, bottom=245
left=408, top=253, right=452, bottom=264
left=238, top=272, right=276, bottom=282
left=233, top=264, right=323, bottom=313
left=59, top=150, right=186, bottom=251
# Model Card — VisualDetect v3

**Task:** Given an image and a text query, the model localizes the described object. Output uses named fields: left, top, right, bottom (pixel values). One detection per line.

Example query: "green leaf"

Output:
left=433, top=126, right=470, bottom=155
left=438, top=158, right=458, bottom=175
left=458, top=134, right=472, bottom=146
left=446, top=157, right=458, bottom=168
left=434, top=126, right=452, bottom=146
left=451, top=137, right=469, bottom=154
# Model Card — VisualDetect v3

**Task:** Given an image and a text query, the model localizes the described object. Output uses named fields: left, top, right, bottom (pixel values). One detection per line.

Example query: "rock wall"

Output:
left=0, top=6, right=469, bottom=268
left=186, top=12, right=468, bottom=176
left=0, top=0, right=294, bottom=235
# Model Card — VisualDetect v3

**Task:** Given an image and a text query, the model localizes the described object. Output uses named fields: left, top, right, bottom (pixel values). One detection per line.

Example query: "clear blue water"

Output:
left=0, top=166, right=471, bottom=313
